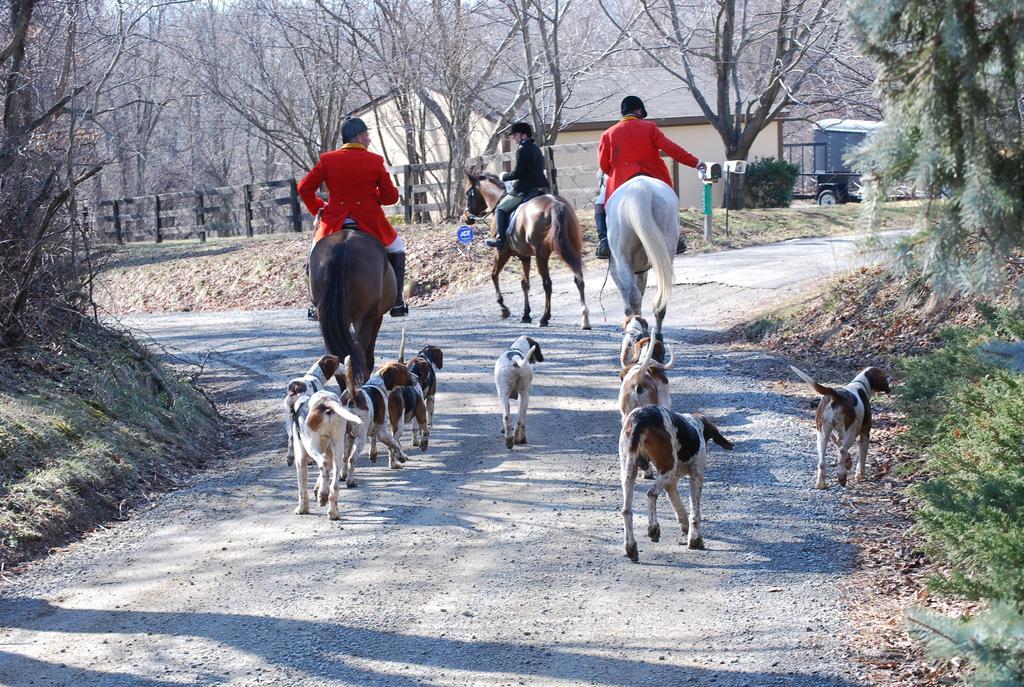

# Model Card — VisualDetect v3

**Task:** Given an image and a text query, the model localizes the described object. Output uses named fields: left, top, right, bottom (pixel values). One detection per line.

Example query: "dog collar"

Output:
left=506, top=349, right=526, bottom=360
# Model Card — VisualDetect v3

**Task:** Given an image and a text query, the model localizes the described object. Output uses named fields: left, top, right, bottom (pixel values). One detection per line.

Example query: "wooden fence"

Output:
left=91, top=141, right=628, bottom=244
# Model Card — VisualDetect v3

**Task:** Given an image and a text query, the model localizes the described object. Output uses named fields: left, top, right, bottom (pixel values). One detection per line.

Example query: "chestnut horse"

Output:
left=465, top=173, right=591, bottom=329
left=310, top=226, right=396, bottom=383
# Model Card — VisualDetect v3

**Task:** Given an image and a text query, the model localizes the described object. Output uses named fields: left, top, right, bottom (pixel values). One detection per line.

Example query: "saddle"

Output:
left=508, top=187, right=550, bottom=231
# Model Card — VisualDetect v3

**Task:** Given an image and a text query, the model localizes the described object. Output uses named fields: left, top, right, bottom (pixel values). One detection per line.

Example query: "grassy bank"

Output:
left=0, top=322, right=223, bottom=568
left=93, top=201, right=921, bottom=316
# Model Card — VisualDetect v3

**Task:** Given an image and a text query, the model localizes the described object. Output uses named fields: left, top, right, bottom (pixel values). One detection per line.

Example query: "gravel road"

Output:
left=0, top=234, right=889, bottom=686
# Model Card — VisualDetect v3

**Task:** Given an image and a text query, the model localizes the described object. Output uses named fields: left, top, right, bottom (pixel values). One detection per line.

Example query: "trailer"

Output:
left=784, top=119, right=885, bottom=205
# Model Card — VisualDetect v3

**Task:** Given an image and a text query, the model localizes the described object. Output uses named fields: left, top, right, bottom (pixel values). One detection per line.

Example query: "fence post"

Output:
left=403, top=165, right=413, bottom=225
left=546, top=147, right=559, bottom=195
left=195, top=190, right=206, bottom=243
left=243, top=184, right=254, bottom=237
left=112, top=200, right=123, bottom=244
left=289, top=178, right=303, bottom=232
left=153, top=194, right=162, bottom=244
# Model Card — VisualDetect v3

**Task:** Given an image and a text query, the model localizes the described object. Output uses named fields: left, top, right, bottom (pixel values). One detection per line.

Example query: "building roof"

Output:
left=814, top=118, right=885, bottom=134
left=559, top=67, right=715, bottom=130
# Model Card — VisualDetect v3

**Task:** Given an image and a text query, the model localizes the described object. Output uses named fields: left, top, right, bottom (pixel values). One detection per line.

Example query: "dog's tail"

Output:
left=324, top=398, right=362, bottom=425
left=654, top=342, right=675, bottom=370
left=636, top=336, right=657, bottom=375
left=342, top=355, right=359, bottom=400
left=694, top=413, right=734, bottom=451
left=398, top=328, right=407, bottom=363
left=790, top=365, right=844, bottom=403
left=514, top=346, right=537, bottom=368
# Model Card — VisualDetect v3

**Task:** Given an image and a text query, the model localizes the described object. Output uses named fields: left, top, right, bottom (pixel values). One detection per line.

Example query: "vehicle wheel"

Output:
left=817, top=189, right=838, bottom=206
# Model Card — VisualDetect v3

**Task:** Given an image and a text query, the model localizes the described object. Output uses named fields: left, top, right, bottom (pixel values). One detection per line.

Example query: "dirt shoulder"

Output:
left=726, top=266, right=1022, bottom=686
left=0, top=322, right=226, bottom=569
left=92, top=202, right=921, bottom=316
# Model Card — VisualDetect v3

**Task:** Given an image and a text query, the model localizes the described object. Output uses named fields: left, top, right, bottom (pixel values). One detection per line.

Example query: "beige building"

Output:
left=353, top=69, right=783, bottom=211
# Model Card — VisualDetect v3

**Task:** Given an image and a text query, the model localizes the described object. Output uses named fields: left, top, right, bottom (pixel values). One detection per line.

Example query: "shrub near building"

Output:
left=742, top=158, right=800, bottom=208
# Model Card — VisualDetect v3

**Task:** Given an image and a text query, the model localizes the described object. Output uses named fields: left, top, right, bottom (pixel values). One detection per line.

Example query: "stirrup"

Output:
left=485, top=237, right=505, bottom=250
left=596, top=239, right=610, bottom=259
left=390, top=303, right=409, bottom=318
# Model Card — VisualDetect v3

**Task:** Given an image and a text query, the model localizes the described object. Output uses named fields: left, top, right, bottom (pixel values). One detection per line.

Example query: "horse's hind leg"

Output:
left=611, top=260, right=642, bottom=317
left=573, top=268, right=591, bottom=331
left=358, top=314, right=384, bottom=373
left=492, top=251, right=512, bottom=320
left=536, top=254, right=553, bottom=327
left=519, top=256, right=532, bottom=324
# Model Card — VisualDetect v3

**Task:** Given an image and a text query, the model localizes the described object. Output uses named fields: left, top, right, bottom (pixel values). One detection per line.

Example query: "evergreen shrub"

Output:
left=742, top=157, right=800, bottom=208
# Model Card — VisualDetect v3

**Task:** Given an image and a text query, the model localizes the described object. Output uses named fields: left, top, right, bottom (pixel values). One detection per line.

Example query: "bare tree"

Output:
left=600, top=0, right=842, bottom=206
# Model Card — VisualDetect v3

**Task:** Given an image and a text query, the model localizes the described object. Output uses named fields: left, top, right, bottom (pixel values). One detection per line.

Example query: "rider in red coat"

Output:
left=597, top=96, right=704, bottom=257
left=298, top=118, right=407, bottom=317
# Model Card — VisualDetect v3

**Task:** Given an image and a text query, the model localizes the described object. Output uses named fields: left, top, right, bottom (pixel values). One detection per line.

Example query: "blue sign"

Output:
left=456, top=225, right=474, bottom=245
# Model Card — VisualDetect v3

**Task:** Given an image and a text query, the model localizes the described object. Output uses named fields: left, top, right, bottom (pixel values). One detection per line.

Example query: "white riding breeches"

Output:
left=385, top=236, right=404, bottom=254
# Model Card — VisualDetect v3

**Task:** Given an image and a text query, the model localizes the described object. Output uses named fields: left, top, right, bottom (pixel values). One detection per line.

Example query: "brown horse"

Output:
left=465, top=173, right=591, bottom=329
left=310, top=226, right=396, bottom=383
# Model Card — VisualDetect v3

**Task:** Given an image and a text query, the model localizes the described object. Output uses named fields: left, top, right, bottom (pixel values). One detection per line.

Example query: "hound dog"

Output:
left=619, top=315, right=650, bottom=367
left=494, top=335, right=544, bottom=449
left=619, top=337, right=674, bottom=479
left=285, top=355, right=341, bottom=467
left=619, top=405, right=733, bottom=562
left=340, top=356, right=418, bottom=471
left=791, top=365, right=891, bottom=489
left=395, top=331, right=444, bottom=448
left=285, top=388, right=362, bottom=520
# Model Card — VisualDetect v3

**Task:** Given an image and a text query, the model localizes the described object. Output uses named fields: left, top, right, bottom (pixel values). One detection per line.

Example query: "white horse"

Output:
left=605, top=175, right=679, bottom=342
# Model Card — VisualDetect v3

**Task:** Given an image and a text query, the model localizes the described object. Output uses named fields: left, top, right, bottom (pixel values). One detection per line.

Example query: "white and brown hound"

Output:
left=286, top=388, right=362, bottom=520
left=340, top=356, right=418, bottom=471
left=285, top=354, right=341, bottom=467
left=618, top=336, right=674, bottom=420
left=619, top=405, right=733, bottom=562
left=791, top=365, right=890, bottom=489
left=494, top=335, right=544, bottom=450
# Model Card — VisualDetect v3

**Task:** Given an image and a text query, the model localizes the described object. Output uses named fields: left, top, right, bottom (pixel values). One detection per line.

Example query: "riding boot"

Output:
left=676, top=231, right=688, bottom=255
left=485, top=208, right=511, bottom=250
left=595, top=209, right=610, bottom=259
left=388, top=251, right=409, bottom=318
left=305, top=260, right=318, bottom=321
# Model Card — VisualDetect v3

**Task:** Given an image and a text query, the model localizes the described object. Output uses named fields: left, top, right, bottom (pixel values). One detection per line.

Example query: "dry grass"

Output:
left=93, top=202, right=921, bottom=316
left=0, top=322, right=224, bottom=568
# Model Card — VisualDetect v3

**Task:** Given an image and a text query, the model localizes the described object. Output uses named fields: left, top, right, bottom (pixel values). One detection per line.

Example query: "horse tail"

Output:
left=547, top=198, right=583, bottom=274
left=318, top=241, right=367, bottom=382
left=622, top=181, right=674, bottom=316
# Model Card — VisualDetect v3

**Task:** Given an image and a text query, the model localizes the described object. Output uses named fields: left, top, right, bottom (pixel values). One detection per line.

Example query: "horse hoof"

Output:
left=521, top=315, right=532, bottom=324
left=539, top=320, right=549, bottom=327
left=505, top=436, right=515, bottom=449
left=500, top=308, right=511, bottom=320
left=626, top=543, right=639, bottom=563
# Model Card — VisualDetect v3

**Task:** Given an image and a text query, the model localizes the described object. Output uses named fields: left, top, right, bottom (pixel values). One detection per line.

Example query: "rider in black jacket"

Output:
left=486, top=122, right=549, bottom=251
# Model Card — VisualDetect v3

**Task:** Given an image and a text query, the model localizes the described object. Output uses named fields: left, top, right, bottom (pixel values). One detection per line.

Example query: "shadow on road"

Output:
left=0, top=598, right=863, bottom=687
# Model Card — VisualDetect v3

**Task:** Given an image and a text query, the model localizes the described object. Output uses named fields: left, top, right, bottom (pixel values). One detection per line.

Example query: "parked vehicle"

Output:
left=785, top=119, right=885, bottom=205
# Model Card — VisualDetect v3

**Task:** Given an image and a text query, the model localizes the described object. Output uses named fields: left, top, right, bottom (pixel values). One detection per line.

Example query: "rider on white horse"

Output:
left=485, top=122, right=549, bottom=252
left=597, top=96, right=705, bottom=256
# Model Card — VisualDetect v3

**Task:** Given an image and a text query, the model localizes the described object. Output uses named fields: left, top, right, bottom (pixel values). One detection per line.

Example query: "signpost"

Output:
left=456, top=224, right=474, bottom=253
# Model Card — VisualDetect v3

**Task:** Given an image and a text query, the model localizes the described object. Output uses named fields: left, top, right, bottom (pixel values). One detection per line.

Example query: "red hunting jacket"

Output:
left=598, top=116, right=699, bottom=200
left=298, top=143, right=401, bottom=245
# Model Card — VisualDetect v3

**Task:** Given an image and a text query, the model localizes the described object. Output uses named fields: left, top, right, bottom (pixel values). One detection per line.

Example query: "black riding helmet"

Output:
left=341, top=117, right=369, bottom=143
left=620, top=95, right=648, bottom=119
left=508, top=121, right=533, bottom=137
